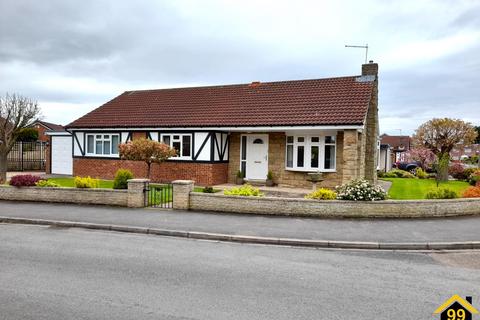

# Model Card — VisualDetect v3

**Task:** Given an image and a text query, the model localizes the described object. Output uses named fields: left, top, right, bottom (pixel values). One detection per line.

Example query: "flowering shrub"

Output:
left=448, top=163, right=466, bottom=180
left=224, top=184, right=264, bottom=197
left=462, top=186, right=480, bottom=198
left=335, top=179, right=387, bottom=201
left=405, top=148, right=436, bottom=170
left=9, top=174, right=42, bottom=187
left=425, top=187, right=458, bottom=199
left=35, top=180, right=61, bottom=187
left=74, top=176, right=100, bottom=188
left=305, top=188, right=336, bottom=200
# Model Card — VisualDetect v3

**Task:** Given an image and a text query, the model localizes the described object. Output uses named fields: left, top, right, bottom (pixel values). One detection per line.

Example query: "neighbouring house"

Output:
left=47, top=62, right=379, bottom=187
left=30, top=120, right=65, bottom=142
left=380, top=134, right=412, bottom=163
left=378, top=143, right=393, bottom=172
left=451, top=144, right=480, bottom=161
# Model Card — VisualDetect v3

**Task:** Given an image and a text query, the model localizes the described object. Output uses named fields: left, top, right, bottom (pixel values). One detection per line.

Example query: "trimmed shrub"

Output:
left=74, top=176, right=100, bottom=189
left=224, top=184, right=264, bottom=197
left=462, top=186, right=480, bottom=198
left=305, top=188, right=336, bottom=200
left=415, top=167, right=428, bottom=179
left=9, top=174, right=42, bottom=187
left=382, top=169, right=416, bottom=179
left=36, top=180, right=61, bottom=188
left=335, top=179, right=387, bottom=201
left=16, top=128, right=39, bottom=142
left=113, top=169, right=134, bottom=189
left=425, top=187, right=458, bottom=199
left=448, top=163, right=466, bottom=180
left=463, top=168, right=477, bottom=180
left=203, top=186, right=215, bottom=193
left=468, top=169, right=480, bottom=186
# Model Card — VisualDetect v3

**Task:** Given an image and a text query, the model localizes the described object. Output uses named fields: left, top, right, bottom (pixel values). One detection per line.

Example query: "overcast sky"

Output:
left=1, top=0, right=479, bottom=134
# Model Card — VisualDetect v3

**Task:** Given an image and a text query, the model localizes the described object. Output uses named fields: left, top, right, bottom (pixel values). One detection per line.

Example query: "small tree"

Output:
left=118, top=138, right=177, bottom=179
left=413, top=118, right=477, bottom=181
left=0, top=93, right=41, bottom=183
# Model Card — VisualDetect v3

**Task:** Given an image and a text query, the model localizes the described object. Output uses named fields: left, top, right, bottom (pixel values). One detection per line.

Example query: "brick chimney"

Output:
left=362, top=60, right=378, bottom=77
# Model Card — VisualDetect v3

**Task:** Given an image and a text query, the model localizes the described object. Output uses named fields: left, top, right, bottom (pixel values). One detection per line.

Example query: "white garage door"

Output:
left=51, top=136, right=73, bottom=175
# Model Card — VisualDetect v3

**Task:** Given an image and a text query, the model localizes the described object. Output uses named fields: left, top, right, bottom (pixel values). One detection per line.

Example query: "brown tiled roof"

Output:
left=67, top=75, right=375, bottom=128
left=33, top=120, right=65, bottom=131
left=380, top=134, right=412, bottom=150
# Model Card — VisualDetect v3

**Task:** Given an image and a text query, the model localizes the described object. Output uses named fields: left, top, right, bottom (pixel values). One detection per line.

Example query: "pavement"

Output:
left=1, top=201, right=480, bottom=250
left=1, top=223, right=479, bottom=320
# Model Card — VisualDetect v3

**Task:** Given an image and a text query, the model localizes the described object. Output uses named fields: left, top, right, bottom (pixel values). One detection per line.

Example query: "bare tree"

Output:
left=0, top=93, right=41, bottom=183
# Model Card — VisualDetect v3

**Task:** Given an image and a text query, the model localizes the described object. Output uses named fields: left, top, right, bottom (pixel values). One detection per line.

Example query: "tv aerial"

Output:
left=345, top=44, right=369, bottom=64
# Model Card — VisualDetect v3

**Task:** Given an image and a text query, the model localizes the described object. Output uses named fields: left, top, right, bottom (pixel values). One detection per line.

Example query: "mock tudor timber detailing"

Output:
left=61, top=62, right=379, bottom=186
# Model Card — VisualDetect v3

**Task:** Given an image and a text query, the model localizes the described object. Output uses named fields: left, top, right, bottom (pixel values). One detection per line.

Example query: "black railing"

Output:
left=147, top=183, right=173, bottom=208
left=7, top=141, right=47, bottom=171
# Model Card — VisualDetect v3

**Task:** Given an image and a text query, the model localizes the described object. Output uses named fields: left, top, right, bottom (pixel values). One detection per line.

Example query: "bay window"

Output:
left=160, top=133, right=192, bottom=159
left=285, top=134, right=336, bottom=171
left=86, top=134, right=120, bottom=156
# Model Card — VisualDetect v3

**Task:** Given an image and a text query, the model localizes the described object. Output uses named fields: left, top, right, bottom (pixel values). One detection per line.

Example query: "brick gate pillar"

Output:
left=127, top=179, right=150, bottom=208
left=172, top=180, right=194, bottom=210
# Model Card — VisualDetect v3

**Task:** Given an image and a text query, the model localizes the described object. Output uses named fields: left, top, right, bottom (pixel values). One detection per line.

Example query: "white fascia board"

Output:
left=45, top=131, right=72, bottom=136
left=68, top=125, right=365, bottom=132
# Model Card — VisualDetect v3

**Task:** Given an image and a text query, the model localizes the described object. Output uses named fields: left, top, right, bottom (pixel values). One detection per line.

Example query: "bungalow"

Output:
left=48, top=62, right=379, bottom=188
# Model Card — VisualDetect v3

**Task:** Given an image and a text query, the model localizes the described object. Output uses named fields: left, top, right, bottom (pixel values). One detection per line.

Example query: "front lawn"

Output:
left=48, top=177, right=210, bottom=192
left=382, top=178, right=470, bottom=200
left=47, top=177, right=114, bottom=189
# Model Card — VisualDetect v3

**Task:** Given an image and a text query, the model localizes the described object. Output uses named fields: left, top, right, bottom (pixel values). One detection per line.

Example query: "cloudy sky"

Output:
left=1, top=0, right=479, bottom=134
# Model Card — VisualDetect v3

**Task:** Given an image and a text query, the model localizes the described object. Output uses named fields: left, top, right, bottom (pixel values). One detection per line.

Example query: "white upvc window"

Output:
left=86, top=134, right=120, bottom=156
left=160, top=133, right=192, bottom=159
left=285, top=135, right=336, bottom=172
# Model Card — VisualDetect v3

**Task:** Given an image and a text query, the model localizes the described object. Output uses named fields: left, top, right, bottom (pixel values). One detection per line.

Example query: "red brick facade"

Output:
left=73, top=158, right=228, bottom=186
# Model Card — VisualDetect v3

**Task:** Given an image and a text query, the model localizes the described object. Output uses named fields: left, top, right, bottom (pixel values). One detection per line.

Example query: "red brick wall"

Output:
left=73, top=158, right=228, bottom=186
left=45, top=137, right=51, bottom=174
left=132, top=132, right=147, bottom=140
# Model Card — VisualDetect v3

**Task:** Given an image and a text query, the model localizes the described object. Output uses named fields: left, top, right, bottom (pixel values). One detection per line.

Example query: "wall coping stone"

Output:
left=172, top=180, right=195, bottom=185
left=0, top=185, right=126, bottom=193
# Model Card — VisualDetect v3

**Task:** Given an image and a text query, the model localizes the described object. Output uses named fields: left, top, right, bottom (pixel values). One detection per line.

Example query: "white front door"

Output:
left=244, top=134, right=269, bottom=180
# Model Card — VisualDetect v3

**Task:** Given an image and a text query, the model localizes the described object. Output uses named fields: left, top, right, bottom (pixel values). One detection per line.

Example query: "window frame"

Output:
left=284, top=134, right=337, bottom=172
left=85, top=133, right=120, bottom=157
left=160, top=133, right=192, bottom=160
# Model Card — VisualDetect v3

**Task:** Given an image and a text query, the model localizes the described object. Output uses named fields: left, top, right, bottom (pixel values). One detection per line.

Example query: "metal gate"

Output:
left=7, top=141, right=47, bottom=171
left=146, top=183, right=173, bottom=208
